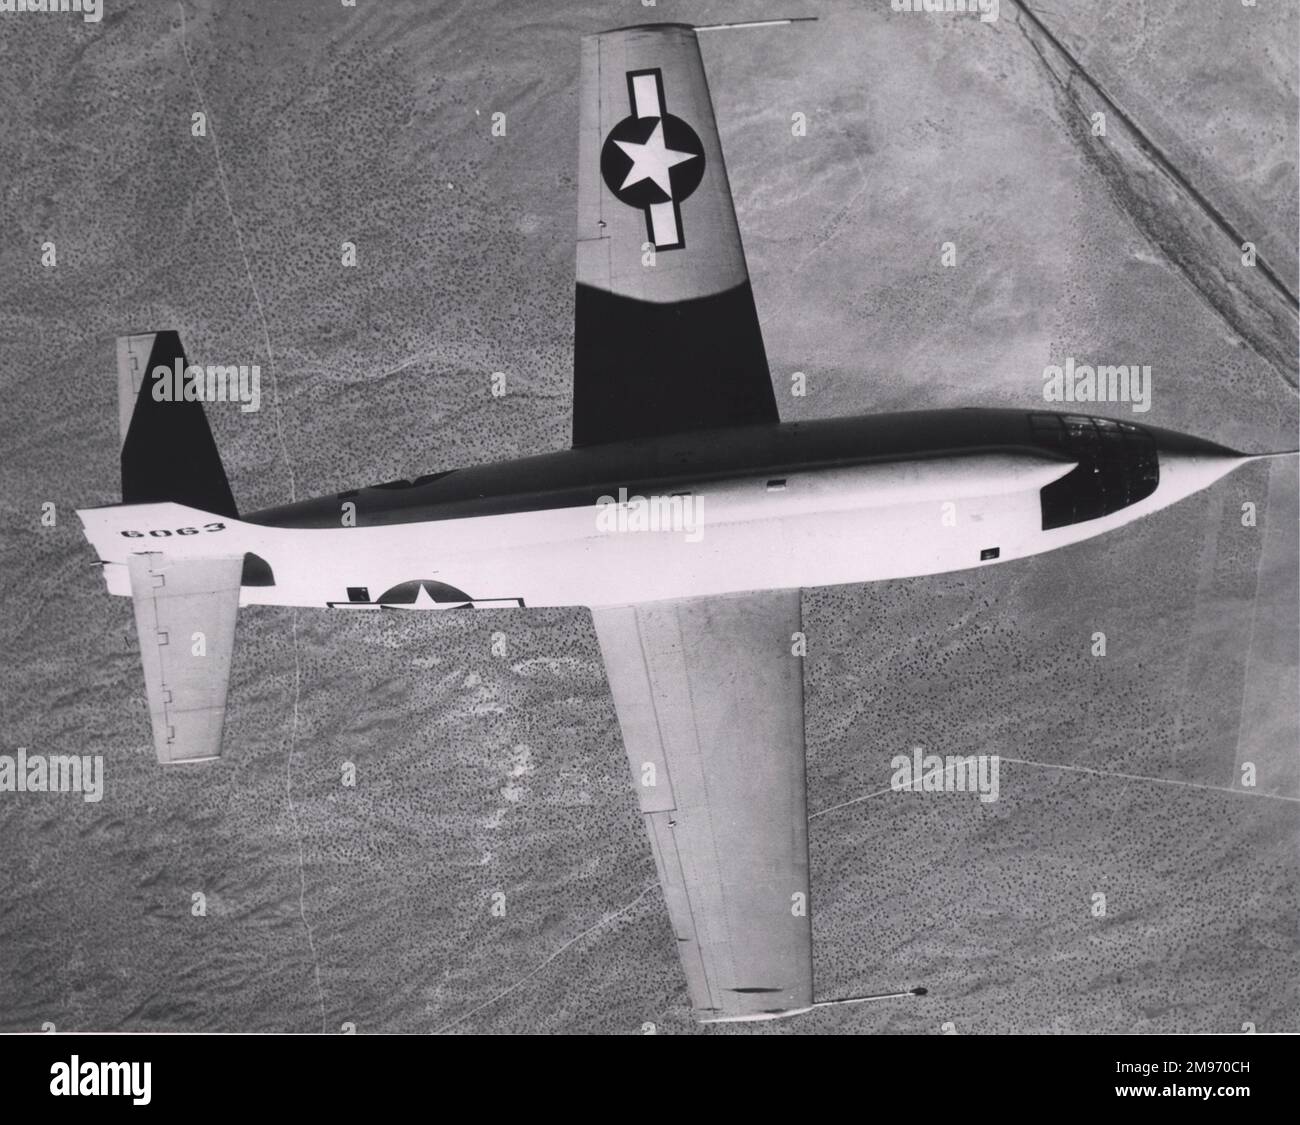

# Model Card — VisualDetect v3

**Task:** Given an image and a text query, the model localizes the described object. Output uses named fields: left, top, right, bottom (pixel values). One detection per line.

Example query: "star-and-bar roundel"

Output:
left=600, top=68, right=706, bottom=251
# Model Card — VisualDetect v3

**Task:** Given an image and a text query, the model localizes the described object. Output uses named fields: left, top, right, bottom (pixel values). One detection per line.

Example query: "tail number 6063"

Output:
left=120, top=523, right=227, bottom=538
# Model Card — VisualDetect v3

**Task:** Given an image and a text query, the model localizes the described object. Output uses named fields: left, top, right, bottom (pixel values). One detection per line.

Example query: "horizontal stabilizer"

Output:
left=128, top=553, right=242, bottom=764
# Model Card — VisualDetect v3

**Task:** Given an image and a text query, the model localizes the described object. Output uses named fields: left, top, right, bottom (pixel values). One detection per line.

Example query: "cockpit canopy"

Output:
left=1031, top=413, right=1158, bottom=529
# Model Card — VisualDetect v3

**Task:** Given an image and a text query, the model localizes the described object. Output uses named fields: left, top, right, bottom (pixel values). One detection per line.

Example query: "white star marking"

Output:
left=411, top=584, right=437, bottom=608
left=615, top=120, right=697, bottom=197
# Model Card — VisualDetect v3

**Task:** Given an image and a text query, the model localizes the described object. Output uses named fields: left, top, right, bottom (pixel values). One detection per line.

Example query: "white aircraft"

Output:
left=78, top=23, right=1285, bottom=1024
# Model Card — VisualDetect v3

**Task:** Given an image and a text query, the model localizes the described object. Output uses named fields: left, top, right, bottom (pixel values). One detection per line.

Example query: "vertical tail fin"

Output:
left=117, top=331, right=238, bottom=517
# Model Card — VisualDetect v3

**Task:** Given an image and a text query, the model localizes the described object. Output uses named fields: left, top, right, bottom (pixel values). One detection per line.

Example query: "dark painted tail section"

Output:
left=120, top=331, right=239, bottom=518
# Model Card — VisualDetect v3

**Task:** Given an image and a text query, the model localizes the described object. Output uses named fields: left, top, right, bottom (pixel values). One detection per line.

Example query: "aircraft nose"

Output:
left=1154, top=445, right=1250, bottom=509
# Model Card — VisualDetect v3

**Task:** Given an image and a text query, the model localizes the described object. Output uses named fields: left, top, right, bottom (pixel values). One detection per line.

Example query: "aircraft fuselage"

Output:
left=81, top=408, right=1245, bottom=611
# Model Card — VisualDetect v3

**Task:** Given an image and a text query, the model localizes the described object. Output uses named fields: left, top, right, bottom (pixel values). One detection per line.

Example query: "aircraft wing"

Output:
left=573, top=23, right=778, bottom=446
left=591, top=591, right=814, bottom=1021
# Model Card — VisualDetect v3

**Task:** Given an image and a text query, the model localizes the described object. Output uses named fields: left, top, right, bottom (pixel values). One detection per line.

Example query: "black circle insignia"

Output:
left=599, top=113, right=706, bottom=209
